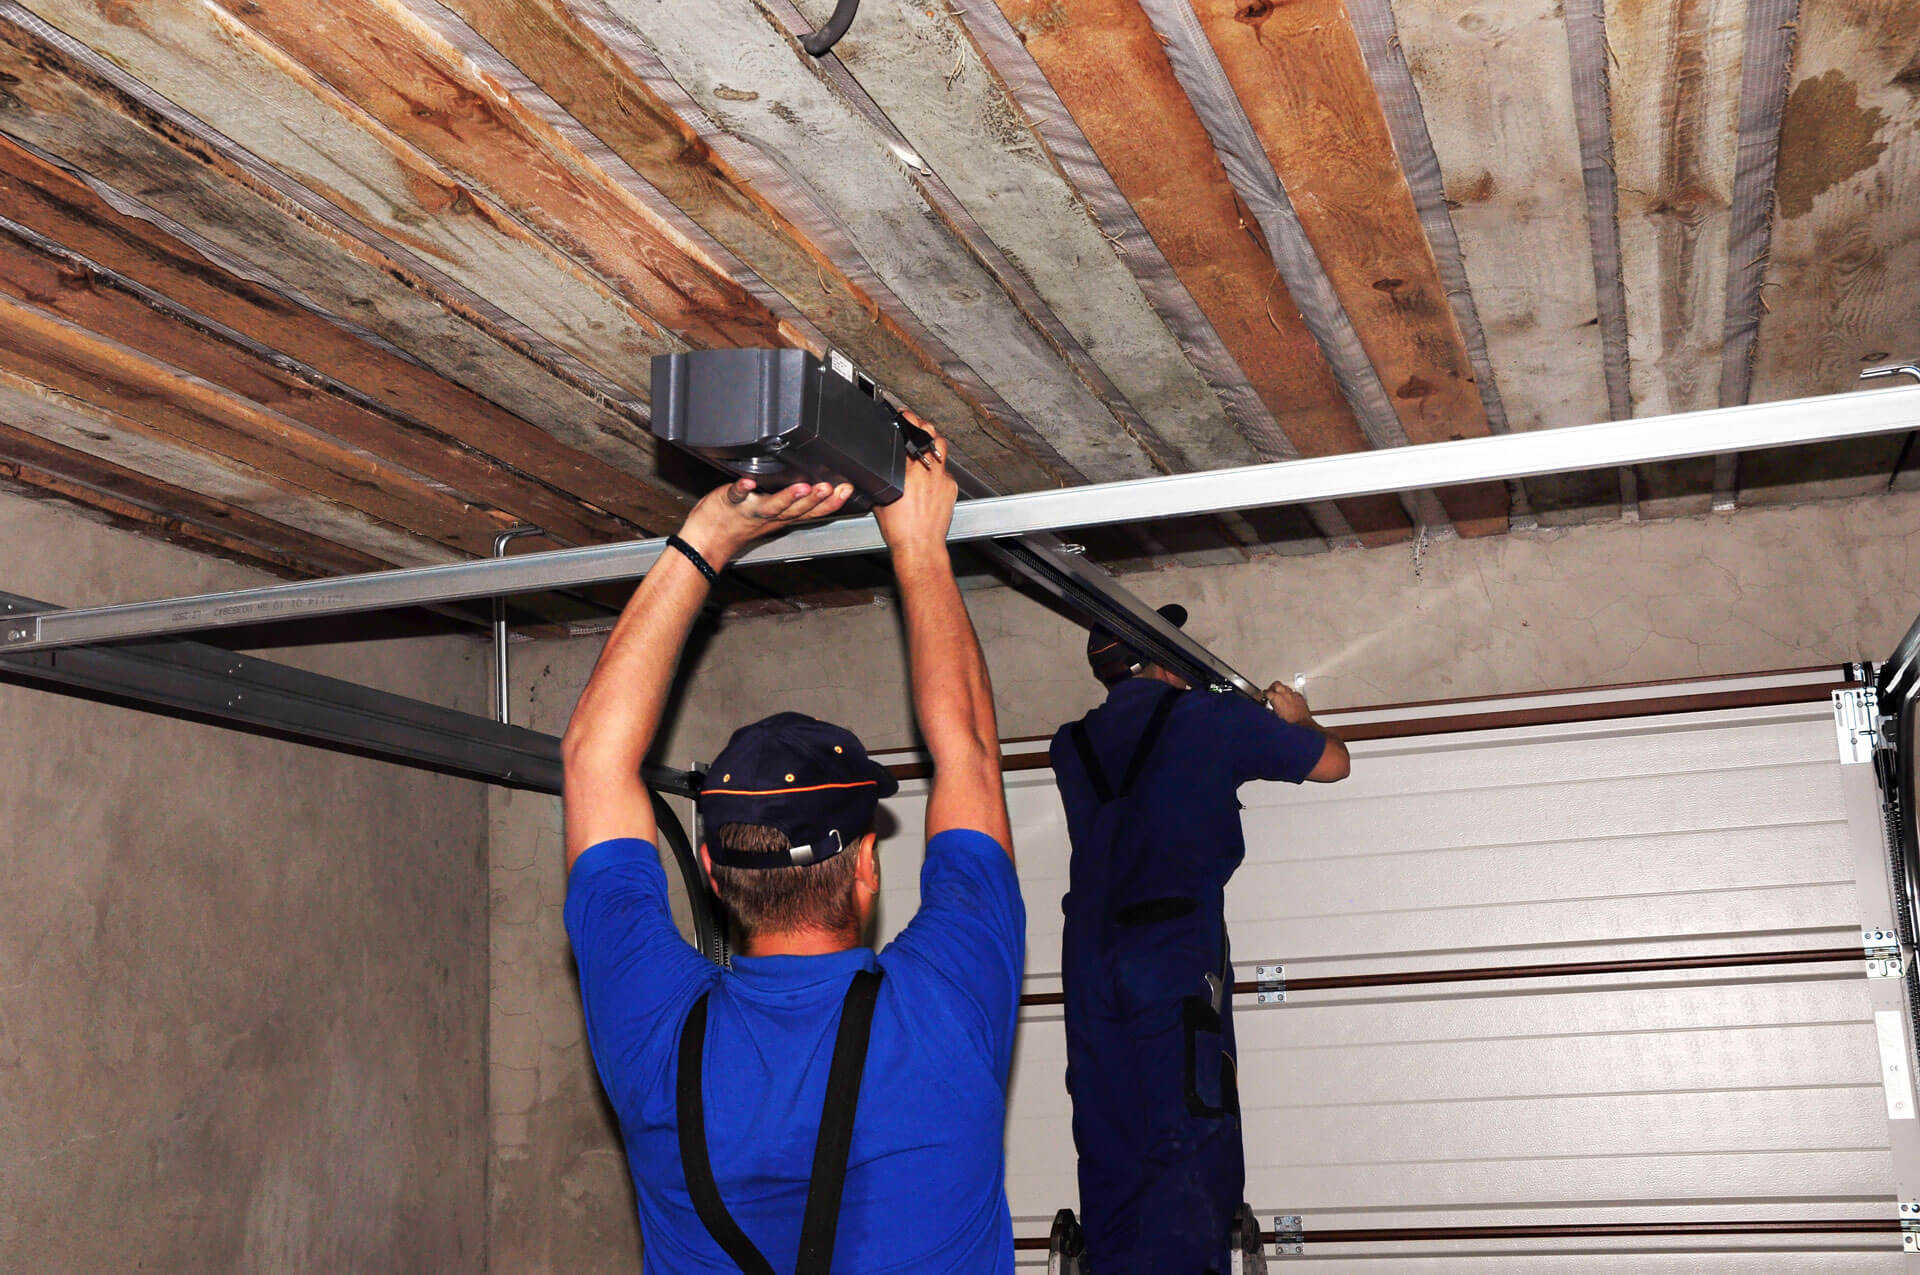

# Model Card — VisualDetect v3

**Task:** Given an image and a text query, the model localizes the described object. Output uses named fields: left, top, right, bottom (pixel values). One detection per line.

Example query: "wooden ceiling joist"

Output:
left=0, top=369, right=454, bottom=569
left=0, top=218, right=636, bottom=549
left=0, top=416, right=404, bottom=580
left=1186, top=0, right=1511, bottom=537
left=440, top=0, right=1064, bottom=493
left=983, top=0, right=1409, bottom=547
left=578, top=0, right=1172, bottom=486
left=788, top=0, right=1258, bottom=477
left=0, top=15, right=695, bottom=528
left=0, top=293, right=517, bottom=558
left=0, top=136, right=685, bottom=536
left=1746, top=0, right=1918, bottom=505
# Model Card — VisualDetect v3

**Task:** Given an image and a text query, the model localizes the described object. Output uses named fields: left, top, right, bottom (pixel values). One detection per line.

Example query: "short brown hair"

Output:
left=709, top=823, right=861, bottom=940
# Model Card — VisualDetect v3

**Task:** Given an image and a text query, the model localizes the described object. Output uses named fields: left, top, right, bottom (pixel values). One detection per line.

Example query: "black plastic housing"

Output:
left=650, top=348, right=908, bottom=510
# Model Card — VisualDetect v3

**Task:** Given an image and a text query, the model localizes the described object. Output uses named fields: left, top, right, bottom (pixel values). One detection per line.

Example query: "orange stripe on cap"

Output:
left=700, top=779, right=880, bottom=798
left=1088, top=640, right=1123, bottom=656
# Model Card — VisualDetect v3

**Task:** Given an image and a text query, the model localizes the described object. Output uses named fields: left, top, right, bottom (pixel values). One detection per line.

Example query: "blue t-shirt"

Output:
left=565, top=827, right=1026, bottom=1273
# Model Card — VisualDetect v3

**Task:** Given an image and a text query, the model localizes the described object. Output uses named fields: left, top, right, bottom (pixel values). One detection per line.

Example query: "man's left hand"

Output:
left=678, top=477, right=855, bottom=567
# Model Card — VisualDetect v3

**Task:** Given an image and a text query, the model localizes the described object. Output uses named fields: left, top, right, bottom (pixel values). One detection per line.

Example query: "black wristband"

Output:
left=666, top=534, right=720, bottom=585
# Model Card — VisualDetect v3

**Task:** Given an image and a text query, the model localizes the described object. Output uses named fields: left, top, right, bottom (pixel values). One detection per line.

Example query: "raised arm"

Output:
left=561, top=478, right=852, bottom=867
left=1263, top=681, right=1351, bottom=782
left=875, top=422, right=1013, bottom=856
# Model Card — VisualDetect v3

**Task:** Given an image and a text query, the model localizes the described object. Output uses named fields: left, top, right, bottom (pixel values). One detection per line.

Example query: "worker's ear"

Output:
left=699, top=842, right=718, bottom=893
left=854, top=832, right=880, bottom=897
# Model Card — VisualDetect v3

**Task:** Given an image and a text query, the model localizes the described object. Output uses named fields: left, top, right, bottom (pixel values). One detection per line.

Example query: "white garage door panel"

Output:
left=872, top=695, right=1910, bottom=1265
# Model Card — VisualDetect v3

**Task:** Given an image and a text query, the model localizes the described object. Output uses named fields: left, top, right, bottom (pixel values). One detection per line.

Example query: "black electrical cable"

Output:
left=650, top=789, right=726, bottom=964
left=800, top=0, right=860, bottom=56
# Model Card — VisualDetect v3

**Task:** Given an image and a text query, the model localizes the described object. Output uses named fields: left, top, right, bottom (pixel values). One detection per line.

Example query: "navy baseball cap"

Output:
left=698, top=712, right=899, bottom=869
left=1087, top=603, right=1188, bottom=683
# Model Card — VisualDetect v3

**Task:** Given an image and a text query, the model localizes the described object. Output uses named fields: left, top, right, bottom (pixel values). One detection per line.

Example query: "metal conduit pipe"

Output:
left=492, top=526, right=545, bottom=726
left=1018, top=946, right=1870, bottom=1008
left=1013, top=1218, right=1900, bottom=1251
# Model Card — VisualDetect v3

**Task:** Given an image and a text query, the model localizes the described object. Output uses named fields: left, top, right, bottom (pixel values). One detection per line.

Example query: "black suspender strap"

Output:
left=1070, top=688, right=1181, bottom=806
left=795, top=967, right=883, bottom=1274
left=675, top=969, right=886, bottom=1275
left=676, top=993, right=774, bottom=1275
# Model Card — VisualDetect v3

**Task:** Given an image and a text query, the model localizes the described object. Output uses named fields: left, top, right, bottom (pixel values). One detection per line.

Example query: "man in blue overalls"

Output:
left=1051, top=605, right=1351, bottom=1274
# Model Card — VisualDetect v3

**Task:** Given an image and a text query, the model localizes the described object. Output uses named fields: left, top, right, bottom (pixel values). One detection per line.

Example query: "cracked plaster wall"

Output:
left=0, top=490, right=490, bottom=1273
left=488, top=490, right=1920, bottom=1270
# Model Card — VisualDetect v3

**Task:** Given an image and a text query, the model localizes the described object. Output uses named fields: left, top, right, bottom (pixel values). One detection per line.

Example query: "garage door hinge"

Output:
left=1273, top=1214, right=1304, bottom=1256
left=1834, top=687, right=1884, bottom=764
left=1900, top=1201, right=1920, bottom=1251
left=1866, top=928, right=1904, bottom=978
left=1255, top=964, right=1286, bottom=1004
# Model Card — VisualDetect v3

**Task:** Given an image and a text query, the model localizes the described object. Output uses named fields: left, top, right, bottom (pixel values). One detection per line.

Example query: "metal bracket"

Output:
left=1273, top=1214, right=1304, bottom=1256
left=1256, top=964, right=1286, bottom=1004
left=1835, top=687, right=1885, bottom=764
left=1867, top=928, right=1905, bottom=978
left=1901, top=1200, right=1920, bottom=1252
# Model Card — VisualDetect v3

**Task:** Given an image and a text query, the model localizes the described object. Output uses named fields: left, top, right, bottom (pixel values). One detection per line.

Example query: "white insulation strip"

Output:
left=1716, top=0, right=1801, bottom=503
left=399, top=0, right=829, bottom=354
left=0, top=2, right=660, bottom=419
left=1345, top=0, right=1534, bottom=528
left=1133, top=0, right=1453, bottom=535
left=952, top=0, right=1356, bottom=547
left=561, top=0, right=1083, bottom=482
left=1563, top=0, right=1639, bottom=517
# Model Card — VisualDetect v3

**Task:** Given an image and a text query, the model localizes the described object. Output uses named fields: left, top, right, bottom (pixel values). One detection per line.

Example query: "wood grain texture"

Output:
left=18, top=0, right=685, bottom=395
left=0, top=18, right=694, bottom=525
left=1189, top=0, right=1508, bottom=536
left=0, top=136, right=686, bottom=535
left=221, top=0, right=778, bottom=351
left=0, top=221, right=631, bottom=549
left=0, top=368, right=455, bottom=567
left=1607, top=0, right=1747, bottom=517
left=1747, top=0, right=1920, bottom=504
left=0, top=292, right=510, bottom=557
left=441, top=0, right=1063, bottom=493
left=1390, top=0, right=1620, bottom=523
left=0, top=417, right=397, bottom=578
left=990, top=0, right=1410, bottom=545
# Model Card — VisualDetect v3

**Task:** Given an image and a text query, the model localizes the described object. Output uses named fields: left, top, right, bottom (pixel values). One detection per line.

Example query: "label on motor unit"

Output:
left=828, top=350, right=856, bottom=383
left=1876, top=1009, right=1917, bottom=1120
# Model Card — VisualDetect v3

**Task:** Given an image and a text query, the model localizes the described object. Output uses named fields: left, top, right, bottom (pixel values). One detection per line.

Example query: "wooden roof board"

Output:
left=1745, top=0, right=1919, bottom=506
left=0, top=18, right=694, bottom=528
left=987, top=0, right=1412, bottom=547
left=1188, top=0, right=1510, bottom=537
left=1388, top=0, right=1620, bottom=527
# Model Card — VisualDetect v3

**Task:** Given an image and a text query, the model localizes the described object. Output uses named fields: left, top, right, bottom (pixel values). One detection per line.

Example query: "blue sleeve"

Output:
left=1211, top=693, right=1329, bottom=786
left=563, top=838, right=717, bottom=1111
left=882, top=829, right=1027, bottom=1077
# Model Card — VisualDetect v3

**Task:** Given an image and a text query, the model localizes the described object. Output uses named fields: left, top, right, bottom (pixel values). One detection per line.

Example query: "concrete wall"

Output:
left=0, top=491, right=492, bottom=1273
left=487, top=490, right=1920, bottom=1270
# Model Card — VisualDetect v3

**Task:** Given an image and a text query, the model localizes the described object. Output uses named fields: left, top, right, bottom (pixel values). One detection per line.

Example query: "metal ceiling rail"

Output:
left=6, top=383, right=1920, bottom=655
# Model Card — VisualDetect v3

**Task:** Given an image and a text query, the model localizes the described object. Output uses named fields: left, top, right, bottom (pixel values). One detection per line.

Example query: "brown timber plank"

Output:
left=1747, top=0, right=1920, bottom=504
left=0, top=222, right=635, bottom=548
left=21, top=0, right=689, bottom=395
left=220, top=0, right=781, bottom=351
left=0, top=18, right=693, bottom=527
left=990, top=0, right=1408, bottom=546
left=1188, top=0, right=1509, bottom=536
left=0, top=419, right=396, bottom=578
left=0, top=135, right=684, bottom=535
left=0, top=292, right=517, bottom=557
left=440, top=0, right=1062, bottom=493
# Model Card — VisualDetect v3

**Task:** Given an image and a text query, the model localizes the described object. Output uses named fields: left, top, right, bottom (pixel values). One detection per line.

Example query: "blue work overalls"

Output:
left=1050, top=679, right=1328, bottom=1275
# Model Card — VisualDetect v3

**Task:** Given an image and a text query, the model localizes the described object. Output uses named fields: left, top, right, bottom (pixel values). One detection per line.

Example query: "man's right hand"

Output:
left=875, top=413, right=958, bottom=558
left=1264, top=680, right=1313, bottom=724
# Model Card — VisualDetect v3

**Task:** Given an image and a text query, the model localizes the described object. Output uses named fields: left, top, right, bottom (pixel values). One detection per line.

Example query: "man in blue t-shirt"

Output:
left=1051, top=607, right=1351, bottom=1275
left=561, top=421, right=1022, bottom=1273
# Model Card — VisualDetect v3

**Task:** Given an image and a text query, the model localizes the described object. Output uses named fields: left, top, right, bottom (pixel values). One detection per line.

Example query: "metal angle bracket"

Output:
left=1273, top=1214, right=1304, bottom=1256
left=1255, top=964, right=1286, bottom=1004
left=1901, top=1200, right=1920, bottom=1252
left=1836, top=686, right=1885, bottom=764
